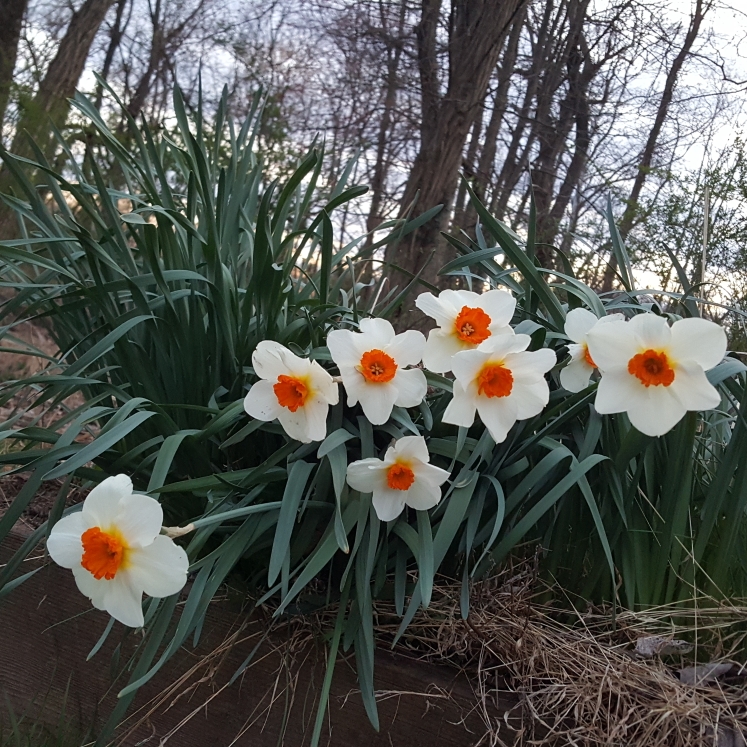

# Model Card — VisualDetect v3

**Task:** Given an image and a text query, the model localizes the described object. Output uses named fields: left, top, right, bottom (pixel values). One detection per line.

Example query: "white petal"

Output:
left=564, top=308, right=599, bottom=343
left=506, top=348, right=556, bottom=378
left=669, top=318, right=727, bottom=371
left=423, top=330, right=470, bottom=374
left=358, top=317, right=395, bottom=347
left=477, top=333, right=531, bottom=357
left=594, top=369, right=641, bottom=414
left=72, top=566, right=144, bottom=628
left=46, top=512, right=86, bottom=568
left=371, top=488, right=406, bottom=521
left=442, top=381, right=477, bottom=428
left=102, top=573, right=145, bottom=627
left=586, top=320, right=638, bottom=371
left=244, top=380, right=282, bottom=421
left=404, top=479, right=442, bottom=511
left=392, top=368, right=427, bottom=408
left=628, top=313, right=671, bottom=349
left=476, top=398, right=518, bottom=444
left=346, top=458, right=387, bottom=493
left=276, top=405, right=317, bottom=443
left=82, top=475, right=133, bottom=528
left=391, top=435, right=430, bottom=464
left=252, top=340, right=294, bottom=381
left=440, top=289, right=480, bottom=311
left=299, top=396, right=330, bottom=442
left=671, top=362, right=721, bottom=411
left=116, top=493, right=163, bottom=548
left=415, top=292, right=455, bottom=328
left=309, top=361, right=340, bottom=405
left=478, top=289, right=516, bottom=328
left=511, top=378, right=550, bottom=420
left=356, top=381, right=399, bottom=426
left=339, top=368, right=364, bottom=406
left=386, top=330, right=426, bottom=367
left=626, top=386, right=687, bottom=437
left=559, top=358, right=594, bottom=392
left=411, top=460, right=450, bottom=487
left=125, top=535, right=189, bottom=598
left=451, top=348, right=491, bottom=384
left=327, top=329, right=363, bottom=368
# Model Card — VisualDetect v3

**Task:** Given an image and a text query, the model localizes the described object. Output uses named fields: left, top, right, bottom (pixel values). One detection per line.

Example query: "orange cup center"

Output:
left=274, top=374, right=309, bottom=411
left=359, top=349, right=398, bottom=383
left=627, top=349, right=675, bottom=387
left=454, top=306, right=492, bottom=344
left=81, top=526, right=125, bottom=580
left=584, top=345, right=597, bottom=368
left=477, top=363, right=514, bottom=398
left=387, top=462, right=415, bottom=491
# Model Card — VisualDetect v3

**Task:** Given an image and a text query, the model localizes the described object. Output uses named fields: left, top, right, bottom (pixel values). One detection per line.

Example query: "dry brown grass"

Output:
left=114, top=559, right=747, bottom=746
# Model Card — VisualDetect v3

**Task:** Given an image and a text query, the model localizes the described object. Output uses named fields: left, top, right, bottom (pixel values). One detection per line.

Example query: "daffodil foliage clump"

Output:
left=1, top=85, right=747, bottom=743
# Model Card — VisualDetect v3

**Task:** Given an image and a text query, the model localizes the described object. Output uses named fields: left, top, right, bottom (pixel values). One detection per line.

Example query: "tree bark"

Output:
left=0, top=0, right=116, bottom=239
left=0, top=0, right=28, bottom=132
left=384, top=0, right=529, bottom=311
left=95, top=0, right=132, bottom=109
left=366, top=0, right=408, bottom=240
left=6, top=0, right=116, bottom=165
left=601, top=0, right=710, bottom=291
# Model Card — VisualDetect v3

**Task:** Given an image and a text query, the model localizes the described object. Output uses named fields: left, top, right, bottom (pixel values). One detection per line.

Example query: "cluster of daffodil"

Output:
left=47, top=288, right=728, bottom=628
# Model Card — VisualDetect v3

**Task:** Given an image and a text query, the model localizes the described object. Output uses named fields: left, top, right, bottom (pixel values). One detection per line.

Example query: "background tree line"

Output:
left=1, top=0, right=746, bottom=324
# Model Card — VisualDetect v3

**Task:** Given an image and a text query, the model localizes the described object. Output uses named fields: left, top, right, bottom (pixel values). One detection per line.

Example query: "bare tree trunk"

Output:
left=0, top=0, right=28, bottom=132
left=9, top=0, right=116, bottom=160
left=459, top=7, right=525, bottom=233
left=601, top=0, right=710, bottom=291
left=384, top=0, right=529, bottom=312
left=491, top=0, right=558, bottom=221
left=451, top=101, right=485, bottom=231
left=365, top=0, right=407, bottom=240
left=95, top=0, right=132, bottom=109
left=126, top=0, right=163, bottom=120
left=0, top=0, right=116, bottom=238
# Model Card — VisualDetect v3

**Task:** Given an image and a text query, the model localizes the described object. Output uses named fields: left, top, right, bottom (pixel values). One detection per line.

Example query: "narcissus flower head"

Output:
left=346, top=436, right=450, bottom=521
left=46, top=475, right=188, bottom=628
left=586, top=314, right=727, bottom=437
left=559, top=308, right=624, bottom=392
left=244, top=340, right=339, bottom=443
left=415, top=289, right=516, bottom=373
left=327, top=318, right=427, bottom=425
left=443, top=334, right=556, bottom=443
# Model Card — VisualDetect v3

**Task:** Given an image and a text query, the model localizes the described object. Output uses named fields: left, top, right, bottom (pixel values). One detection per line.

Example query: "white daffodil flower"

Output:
left=586, top=313, right=727, bottom=437
left=346, top=435, right=450, bottom=521
left=244, top=340, right=339, bottom=443
left=46, top=475, right=188, bottom=628
left=443, top=334, right=556, bottom=443
left=559, top=308, right=624, bottom=392
left=327, top=318, right=427, bottom=425
left=415, top=289, right=516, bottom=373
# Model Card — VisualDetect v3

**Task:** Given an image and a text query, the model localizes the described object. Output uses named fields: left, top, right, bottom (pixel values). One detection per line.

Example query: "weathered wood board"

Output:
left=0, top=533, right=521, bottom=746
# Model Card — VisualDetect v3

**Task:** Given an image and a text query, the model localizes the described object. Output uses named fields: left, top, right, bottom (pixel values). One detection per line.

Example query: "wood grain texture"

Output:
left=0, top=533, right=521, bottom=746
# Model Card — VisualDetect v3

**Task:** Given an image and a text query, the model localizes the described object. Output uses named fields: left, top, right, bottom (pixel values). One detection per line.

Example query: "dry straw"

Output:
left=117, top=559, right=747, bottom=746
